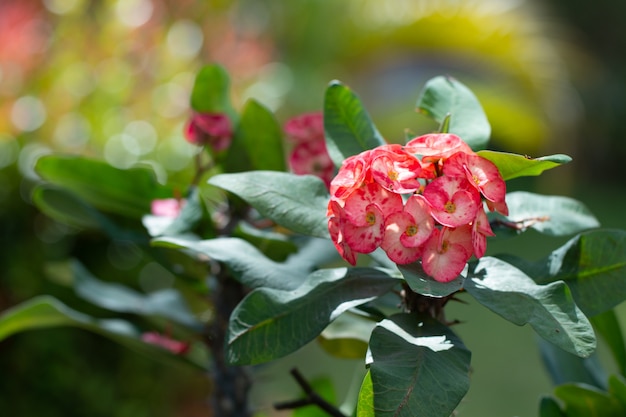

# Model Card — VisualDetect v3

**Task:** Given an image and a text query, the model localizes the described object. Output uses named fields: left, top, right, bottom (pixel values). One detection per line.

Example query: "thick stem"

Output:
left=206, top=268, right=251, bottom=417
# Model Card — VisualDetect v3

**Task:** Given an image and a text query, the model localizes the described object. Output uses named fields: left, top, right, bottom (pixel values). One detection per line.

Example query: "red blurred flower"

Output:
left=141, top=331, right=190, bottom=355
left=184, top=112, right=233, bottom=151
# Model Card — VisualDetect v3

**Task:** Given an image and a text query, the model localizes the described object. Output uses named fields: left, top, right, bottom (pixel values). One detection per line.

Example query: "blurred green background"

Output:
left=2, top=0, right=626, bottom=416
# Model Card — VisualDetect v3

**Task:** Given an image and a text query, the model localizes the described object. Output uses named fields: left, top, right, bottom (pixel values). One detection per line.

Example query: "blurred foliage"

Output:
left=1, top=0, right=626, bottom=416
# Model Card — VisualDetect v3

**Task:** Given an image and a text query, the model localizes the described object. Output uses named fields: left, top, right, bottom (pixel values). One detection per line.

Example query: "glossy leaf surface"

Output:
left=323, top=80, right=385, bottom=167
left=190, top=64, right=236, bottom=120
left=209, top=171, right=330, bottom=238
left=465, top=257, right=596, bottom=357
left=501, top=229, right=626, bottom=317
left=492, top=191, right=599, bottom=236
left=478, top=150, right=571, bottom=181
left=226, top=267, right=400, bottom=365
left=367, top=314, right=471, bottom=417
left=416, top=76, right=490, bottom=150
left=398, top=262, right=464, bottom=297
left=35, top=155, right=171, bottom=218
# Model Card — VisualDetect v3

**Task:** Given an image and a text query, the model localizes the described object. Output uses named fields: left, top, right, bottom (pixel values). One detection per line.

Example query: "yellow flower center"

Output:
left=405, top=224, right=418, bottom=236
left=388, top=170, right=399, bottom=181
left=444, top=201, right=456, bottom=213
left=365, top=211, right=377, bottom=225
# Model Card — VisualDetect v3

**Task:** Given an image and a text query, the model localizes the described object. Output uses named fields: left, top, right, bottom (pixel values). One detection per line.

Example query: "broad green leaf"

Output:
left=72, top=261, right=201, bottom=329
left=367, top=314, right=471, bottom=417
left=226, top=267, right=400, bottom=365
left=477, top=150, right=571, bottom=181
left=416, top=76, right=490, bottom=150
left=209, top=171, right=330, bottom=238
left=323, top=80, right=385, bottom=167
left=465, top=257, right=596, bottom=357
left=190, top=64, right=236, bottom=120
left=539, top=338, right=606, bottom=388
left=318, top=311, right=376, bottom=359
left=32, top=185, right=112, bottom=230
left=233, top=221, right=298, bottom=262
left=554, top=383, right=626, bottom=417
left=153, top=236, right=307, bottom=290
left=502, top=229, right=626, bottom=317
left=591, top=310, right=626, bottom=376
left=539, top=397, right=566, bottom=417
left=492, top=191, right=599, bottom=236
left=398, top=262, right=465, bottom=297
left=234, top=99, right=286, bottom=172
left=0, top=296, right=209, bottom=370
left=356, top=371, right=374, bottom=417
left=609, top=375, right=626, bottom=407
left=35, top=155, right=171, bottom=218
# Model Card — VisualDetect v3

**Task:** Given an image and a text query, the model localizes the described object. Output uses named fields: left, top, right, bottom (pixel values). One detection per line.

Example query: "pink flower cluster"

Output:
left=327, top=133, right=508, bottom=283
left=284, top=112, right=334, bottom=188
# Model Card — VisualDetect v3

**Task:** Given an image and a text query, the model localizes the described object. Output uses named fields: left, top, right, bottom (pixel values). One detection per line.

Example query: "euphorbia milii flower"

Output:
left=151, top=198, right=185, bottom=218
left=443, top=151, right=506, bottom=203
left=184, top=112, right=233, bottom=151
left=284, top=112, right=324, bottom=143
left=341, top=182, right=403, bottom=227
left=405, top=133, right=473, bottom=162
left=471, top=206, right=495, bottom=258
left=370, top=144, right=428, bottom=193
left=142, top=331, right=190, bottom=355
left=382, top=195, right=434, bottom=264
left=289, top=139, right=335, bottom=188
left=423, top=176, right=481, bottom=227
left=330, top=150, right=374, bottom=201
left=421, top=225, right=473, bottom=282
left=328, top=200, right=357, bottom=265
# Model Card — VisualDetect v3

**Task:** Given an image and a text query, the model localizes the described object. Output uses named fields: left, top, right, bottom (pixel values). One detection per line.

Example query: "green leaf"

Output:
left=465, top=257, right=596, bottom=357
left=539, top=397, right=566, bottom=417
left=0, top=296, right=209, bottom=370
left=502, top=229, right=626, bottom=317
left=367, top=314, right=471, bottom=417
left=323, top=80, right=385, bottom=167
left=356, top=371, right=375, bottom=417
left=591, top=310, right=626, bottom=376
left=72, top=261, right=201, bottom=329
left=477, top=150, right=571, bottom=181
left=190, top=64, right=236, bottom=120
left=208, top=171, right=330, bottom=238
left=609, top=375, right=626, bottom=407
left=318, top=311, right=376, bottom=359
left=554, top=383, right=626, bottom=417
left=492, top=191, right=600, bottom=236
left=233, top=221, right=298, bottom=262
left=32, top=185, right=113, bottom=230
left=233, top=99, right=286, bottom=172
left=226, top=267, right=400, bottom=365
left=35, top=155, right=171, bottom=218
left=416, top=76, right=490, bottom=150
left=153, top=236, right=307, bottom=290
left=398, top=262, right=465, bottom=297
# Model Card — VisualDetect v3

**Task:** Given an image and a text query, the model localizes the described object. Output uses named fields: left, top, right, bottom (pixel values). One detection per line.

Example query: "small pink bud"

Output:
left=141, top=331, right=190, bottom=355
left=151, top=198, right=185, bottom=218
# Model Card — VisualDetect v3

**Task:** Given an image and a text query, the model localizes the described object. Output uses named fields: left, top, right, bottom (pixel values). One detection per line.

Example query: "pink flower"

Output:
left=151, top=198, right=185, bottom=218
left=329, top=151, right=374, bottom=201
left=284, top=112, right=324, bottom=143
left=141, top=331, right=190, bottom=355
left=471, top=206, right=495, bottom=258
left=184, top=112, right=233, bottom=151
left=370, top=144, right=429, bottom=193
left=423, top=176, right=481, bottom=227
left=382, top=195, right=434, bottom=264
left=443, top=152, right=506, bottom=203
left=288, top=137, right=335, bottom=188
left=328, top=200, right=357, bottom=265
left=422, top=226, right=473, bottom=282
left=404, top=133, right=473, bottom=162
